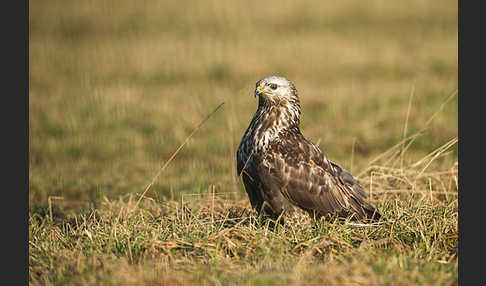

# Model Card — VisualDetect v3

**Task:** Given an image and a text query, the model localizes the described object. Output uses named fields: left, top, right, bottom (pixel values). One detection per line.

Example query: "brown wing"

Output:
left=258, top=133, right=381, bottom=221
left=237, top=146, right=265, bottom=212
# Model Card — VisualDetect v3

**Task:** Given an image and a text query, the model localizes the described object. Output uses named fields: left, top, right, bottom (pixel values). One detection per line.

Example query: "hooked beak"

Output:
left=254, top=85, right=272, bottom=98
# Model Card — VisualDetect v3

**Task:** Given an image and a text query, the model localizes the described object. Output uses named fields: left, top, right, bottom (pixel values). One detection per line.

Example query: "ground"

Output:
left=29, top=1, right=457, bottom=285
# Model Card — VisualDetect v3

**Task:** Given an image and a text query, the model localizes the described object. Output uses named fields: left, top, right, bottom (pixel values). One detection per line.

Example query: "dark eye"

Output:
left=269, top=83, right=278, bottom=90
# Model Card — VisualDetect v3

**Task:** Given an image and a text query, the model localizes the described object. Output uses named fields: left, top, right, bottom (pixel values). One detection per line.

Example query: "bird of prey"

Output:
left=236, top=76, right=381, bottom=222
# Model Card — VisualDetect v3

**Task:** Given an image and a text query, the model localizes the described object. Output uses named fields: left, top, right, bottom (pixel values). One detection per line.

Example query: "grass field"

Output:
left=29, top=0, right=458, bottom=285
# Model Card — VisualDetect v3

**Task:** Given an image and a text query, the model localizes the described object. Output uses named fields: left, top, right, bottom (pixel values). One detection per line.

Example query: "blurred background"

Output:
left=29, top=0, right=457, bottom=209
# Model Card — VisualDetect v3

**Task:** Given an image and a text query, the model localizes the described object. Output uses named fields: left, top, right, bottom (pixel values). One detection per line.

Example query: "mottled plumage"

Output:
left=237, top=76, right=381, bottom=222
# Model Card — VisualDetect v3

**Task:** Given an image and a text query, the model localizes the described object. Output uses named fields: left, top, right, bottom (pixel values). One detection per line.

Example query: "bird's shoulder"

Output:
left=261, top=130, right=328, bottom=171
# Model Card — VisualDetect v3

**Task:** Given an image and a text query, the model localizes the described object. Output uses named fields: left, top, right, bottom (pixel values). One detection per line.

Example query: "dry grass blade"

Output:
left=399, top=90, right=457, bottom=158
left=358, top=132, right=423, bottom=177
left=411, top=137, right=458, bottom=187
left=132, top=102, right=225, bottom=211
left=411, top=137, right=458, bottom=169
left=422, top=90, right=457, bottom=129
left=400, top=84, right=415, bottom=170
left=360, top=89, right=457, bottom=177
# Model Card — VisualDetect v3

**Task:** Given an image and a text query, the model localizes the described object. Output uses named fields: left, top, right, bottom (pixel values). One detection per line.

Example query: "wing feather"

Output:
left=259, top=133, right=380, bottom=220
left=237, top=145, right=265, bottom=211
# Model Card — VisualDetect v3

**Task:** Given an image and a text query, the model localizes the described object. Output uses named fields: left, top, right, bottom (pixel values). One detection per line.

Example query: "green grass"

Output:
left=30, top=179, right=458, bottom=285
left=30, top=0, right=457, bottom=284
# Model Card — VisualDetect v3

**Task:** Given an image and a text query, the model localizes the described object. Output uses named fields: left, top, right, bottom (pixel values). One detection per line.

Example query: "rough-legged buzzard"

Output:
left=237, top=76, right=381, bottom=222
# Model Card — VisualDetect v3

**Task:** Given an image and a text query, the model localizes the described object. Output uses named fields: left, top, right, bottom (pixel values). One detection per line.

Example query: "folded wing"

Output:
left=259, top=135, right=380, bottom=221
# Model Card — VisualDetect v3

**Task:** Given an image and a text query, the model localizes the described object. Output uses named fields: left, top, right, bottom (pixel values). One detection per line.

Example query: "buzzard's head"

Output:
left=254, top=76, right=299, bottom=107
left=252, top=76, right=301, bottom=129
